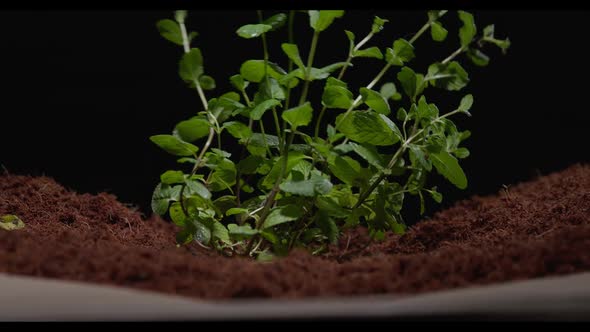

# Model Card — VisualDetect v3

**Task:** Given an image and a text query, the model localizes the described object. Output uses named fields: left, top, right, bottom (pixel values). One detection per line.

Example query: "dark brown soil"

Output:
left=1, top=164, right=589, bottom=300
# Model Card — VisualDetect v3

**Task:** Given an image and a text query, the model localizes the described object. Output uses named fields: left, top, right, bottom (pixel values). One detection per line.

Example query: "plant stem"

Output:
left=298, top=30, right=320, bottom=106
left=441, top=46, right=466, bottom=65
left=284, top=10, right=295, bottom=111
left=314, top=30, right=376, bottom=140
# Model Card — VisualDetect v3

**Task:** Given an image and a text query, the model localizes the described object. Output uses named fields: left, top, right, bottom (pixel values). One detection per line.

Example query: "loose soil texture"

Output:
left=0, top=164, right=589, bottom=300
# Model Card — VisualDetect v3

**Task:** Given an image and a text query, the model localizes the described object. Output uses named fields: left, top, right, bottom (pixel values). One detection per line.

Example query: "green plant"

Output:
left=150, top=10, right=510, bottom=259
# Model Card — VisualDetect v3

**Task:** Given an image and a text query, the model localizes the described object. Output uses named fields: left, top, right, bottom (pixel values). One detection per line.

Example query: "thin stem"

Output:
left=298, top=31, right=320, bottom=106
left=442, top=46, right=466, bottom=65
left=284, top=10, right=295, bottom=111
left=409, top=10, right=448, bottom=44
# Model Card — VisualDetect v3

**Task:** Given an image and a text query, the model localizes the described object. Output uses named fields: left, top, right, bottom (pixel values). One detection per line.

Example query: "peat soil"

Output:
left=0, top=164, right=589, bottom=300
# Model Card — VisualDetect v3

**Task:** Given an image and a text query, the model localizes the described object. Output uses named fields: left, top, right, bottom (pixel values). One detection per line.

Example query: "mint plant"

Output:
left=151, top=10, right=510, bottom=259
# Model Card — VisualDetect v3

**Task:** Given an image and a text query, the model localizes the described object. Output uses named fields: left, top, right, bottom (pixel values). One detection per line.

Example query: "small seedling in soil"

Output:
left=0, top=215, right=25, bottom=231
left=150, top=10, right=510, bottom=259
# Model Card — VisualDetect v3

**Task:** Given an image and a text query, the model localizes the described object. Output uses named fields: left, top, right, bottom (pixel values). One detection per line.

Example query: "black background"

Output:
left=1, top=9, right=588, bottom=223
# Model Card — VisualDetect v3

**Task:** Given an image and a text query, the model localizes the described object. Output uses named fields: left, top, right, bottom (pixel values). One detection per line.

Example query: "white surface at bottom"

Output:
left=1, top=272, right=589, bottom=321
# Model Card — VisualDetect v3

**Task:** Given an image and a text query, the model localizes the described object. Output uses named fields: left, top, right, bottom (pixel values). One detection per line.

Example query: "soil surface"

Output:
left=1, top=164, right=589, bottom=300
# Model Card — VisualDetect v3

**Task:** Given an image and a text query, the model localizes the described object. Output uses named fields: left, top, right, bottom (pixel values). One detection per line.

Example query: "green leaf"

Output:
left=156, top=19, right=185, bottom=46
left=315, top=196, right=351, bottom=218
left=208, top=158, right=237, bottom=192
left=458, top=94, right=474, bottom=113
left=336, top=111, right=400, bottom=146
left=397, top=66, right=417, bottom=99
left=328, top=156, right=361, bottom=186
left=427, top=61, right=469, bottom=91
left=175, top=227, right=194, bottom=245
left=259, top=77, right=285, bottom=100
left=282, top=102, right=313, bottom=130
left=0, top=214, right=25, bottom=231
left=429, top=189, right=443, bottom=203
left=409, top=145, right=432, bottom=171
left=236, top=24, right=272, bottom=39
left=262, top=204, right=304, bottom=229
left=430, top=21, right=448, bottom=42
left=198, top=75, right=216, bottom=90
left=431, top=151, right=468, bottom=189
left=308, top=10, right=345, bottom=32
left=371, top=16, right=389, bottom=34
left=192, top=219, right=212, bottom=245
left=458, top=10, right=476, bottom=48
left=261, top=151, right=307, bottom=189
left=150, top=135, right=199, bottom=156
left=223, top=121, right=252, bottom=140
left=160, top=170, right=184, bottom=184
left=237, top=155, right=263, bottom=174
left=353, top=47, right=383, bottom=59
left=240, top=60, right=285, bottom=83
left=185, top=180, right=212, bottom=199
left=173, top=117, right=210, bottom=142
left=281, top=43, right=305, bottom=69
left=230, top=74, right=248, bottom=91
left=151, top=183, right=181, bottom=216
left=250, top=99, right=281, bottom=120
left=316, top=211, right=339, bottom=244
left=280, top=173, right=333, bottom=197
left=322, top=85, right=353, bottom=109
left=467, top=48, right=490, bottom=66
left=350, top=142, right=385, bottom=169
left=169, top=202, right=186, bottom=226
left=454, top=147, right=470, bottom=159
left=226, top=208, right=248, bottom=217
left=228, top=223, right=259, bottom=240
left=386, top=39, right=415, bottom=66
left=263, top=13, right=288, bottom=31
left=380, top=82, right=397, bottom=100
left=179, top=48, right=204, bottom=83
left=360, top=88, right=390, bottom=115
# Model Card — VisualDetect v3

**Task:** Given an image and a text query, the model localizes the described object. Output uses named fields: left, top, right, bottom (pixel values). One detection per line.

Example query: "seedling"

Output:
left=151, top=10, right=509, bottom=259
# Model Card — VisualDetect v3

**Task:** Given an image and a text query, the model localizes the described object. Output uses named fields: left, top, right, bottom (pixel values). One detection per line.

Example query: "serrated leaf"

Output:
left=250, top=99, right=281, bottom=120
left=386, top=39, right=415, bottom=66
left=322, top=85, right=353, bottom=109
left=160, top=170, right=184, bottom=184
left=458, top=10, right=476, bottom=48
left=308, top=10, right=344, bottom=32
left=281, top=43, right=305, bottom=69
left=431, top=21, right=448, bottom=42
left=236, top=24, right=272, bottom=39
left=328, top=156, right=361, bottom=186
left=336, top=111, right=400, bottom=146
left=179, top=48, right=204, bottom=83
left=223, top=121, right=253, bottom=140
left=185, top=179, right=212, bottom=199
left=262, top=204, right=304, bottom=229
left=353, top=47, right=383, bottom=59
left=208, top=158, right=237, bottom=192
left=151, top=183, right=181, bottom=216
left=431, top=150, right=468, bottom=189
left=150, top=135, right=199, bottom=156
left=360, top=88, right=390, bottom=115
left=427, top=61, right=469, bottom=91
left=350, top=142, right=385, bottom=169
left=282, top=102, right=313, bottom=130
